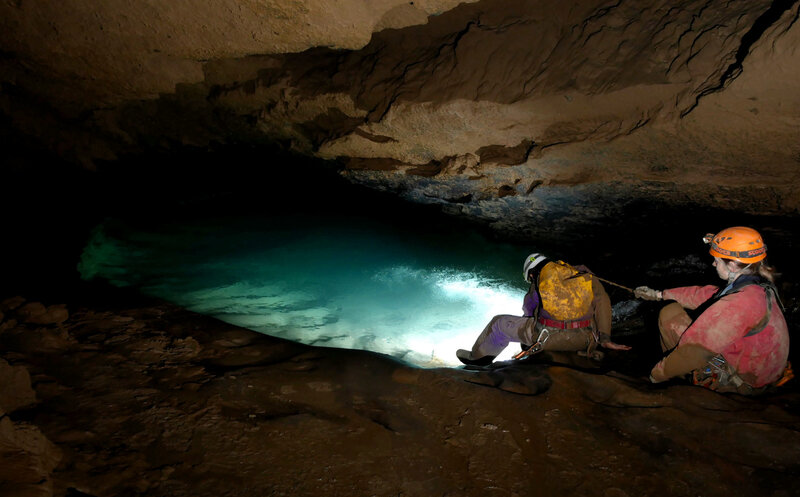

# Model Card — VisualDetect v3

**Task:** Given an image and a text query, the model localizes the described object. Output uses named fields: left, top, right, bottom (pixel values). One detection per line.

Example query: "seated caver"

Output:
left=634, top=226, right=791, bottom=394
left=457, top=253, right=630, bottom=366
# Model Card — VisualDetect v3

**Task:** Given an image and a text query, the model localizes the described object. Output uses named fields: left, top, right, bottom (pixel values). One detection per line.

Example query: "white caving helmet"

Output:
left=522, top=253, right=549, bottom=282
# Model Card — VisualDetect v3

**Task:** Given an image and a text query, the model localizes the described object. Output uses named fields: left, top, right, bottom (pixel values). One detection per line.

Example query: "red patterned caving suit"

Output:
left=651, top=280, right=789, bottom=389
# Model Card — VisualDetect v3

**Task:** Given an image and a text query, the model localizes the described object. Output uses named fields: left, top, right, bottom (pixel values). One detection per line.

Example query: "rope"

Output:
left=554, top=260, right=635, bottom=293
left=592, top=275, right=635, bottom=293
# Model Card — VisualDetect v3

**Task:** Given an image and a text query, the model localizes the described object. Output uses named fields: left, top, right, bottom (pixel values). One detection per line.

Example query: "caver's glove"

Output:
left=634, top=286, right=663, bottom=301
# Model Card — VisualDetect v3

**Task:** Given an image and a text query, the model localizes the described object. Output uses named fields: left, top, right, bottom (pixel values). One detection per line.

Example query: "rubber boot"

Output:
left=456, top=349, right=496, bottom=366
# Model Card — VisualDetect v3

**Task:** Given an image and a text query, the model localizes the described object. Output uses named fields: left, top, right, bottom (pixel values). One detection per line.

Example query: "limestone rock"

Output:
left=1, top=297, right=26, bottom=313
left=2, top=1, right=799, bottom=229
left=2, top=294, right=799, bottom=496
left=0, top=414, right=62, bottom=497
left=16, top=303, right=69, bottom=326
left=0, top=359, right=36, bottom=413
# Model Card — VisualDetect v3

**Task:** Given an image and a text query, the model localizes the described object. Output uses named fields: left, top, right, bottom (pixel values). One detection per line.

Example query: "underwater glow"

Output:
left=79, top=209, right=530, bottom=367
left=176, top=265, right=523, bottom=366
left=428, top=273, right=525, bottom=363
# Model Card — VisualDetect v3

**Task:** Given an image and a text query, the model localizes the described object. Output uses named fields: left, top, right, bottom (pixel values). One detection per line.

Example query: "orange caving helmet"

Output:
left=703, top=226, right=767, bottom=263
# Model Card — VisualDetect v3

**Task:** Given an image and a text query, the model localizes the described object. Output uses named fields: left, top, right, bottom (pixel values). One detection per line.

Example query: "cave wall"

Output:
left=2, top=0, right=799, bottom=238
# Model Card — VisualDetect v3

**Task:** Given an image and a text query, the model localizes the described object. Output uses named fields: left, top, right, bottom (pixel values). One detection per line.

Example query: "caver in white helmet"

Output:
left=522, top=253, right=549, bottom=282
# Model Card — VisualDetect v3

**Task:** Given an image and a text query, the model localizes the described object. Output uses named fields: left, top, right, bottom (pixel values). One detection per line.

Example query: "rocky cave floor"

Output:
left=2, top=285, right=800, bottom=497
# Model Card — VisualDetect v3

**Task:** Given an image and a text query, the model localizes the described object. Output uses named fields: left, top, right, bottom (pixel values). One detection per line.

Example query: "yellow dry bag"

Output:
left=538, top=261, right=593, bottom=321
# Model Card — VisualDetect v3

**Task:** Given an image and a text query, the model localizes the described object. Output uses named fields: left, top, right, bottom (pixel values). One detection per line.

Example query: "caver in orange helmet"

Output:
left=703, top=226, right=767, bottom=263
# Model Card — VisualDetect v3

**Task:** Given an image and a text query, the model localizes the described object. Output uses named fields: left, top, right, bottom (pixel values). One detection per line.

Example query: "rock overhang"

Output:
left=1, top=0, right=799, bottom=237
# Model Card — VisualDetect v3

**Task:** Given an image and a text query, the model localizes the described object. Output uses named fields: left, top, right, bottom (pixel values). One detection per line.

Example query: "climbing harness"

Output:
left=692, top=355, right=793, bottom=393
left=513, top=328, right=550, bottom=360
left=538, top=317, right=591, bottom=329
left=692, top=354, right=741, bottom=390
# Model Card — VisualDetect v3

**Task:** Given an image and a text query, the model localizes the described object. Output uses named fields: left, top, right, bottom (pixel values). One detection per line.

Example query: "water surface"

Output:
left=79, top=188, right=536, bottom=366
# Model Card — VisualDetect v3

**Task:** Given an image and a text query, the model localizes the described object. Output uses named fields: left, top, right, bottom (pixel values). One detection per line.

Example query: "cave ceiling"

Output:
left=2, top=0, right=799, bottom=238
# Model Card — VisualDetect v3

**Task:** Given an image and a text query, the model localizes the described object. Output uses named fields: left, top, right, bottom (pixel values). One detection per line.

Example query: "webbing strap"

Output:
left=687, top=276, right=782, bottom=337
left=538, top=317, right=591, bottom=329
left=744, top=286, right=775, bottom=337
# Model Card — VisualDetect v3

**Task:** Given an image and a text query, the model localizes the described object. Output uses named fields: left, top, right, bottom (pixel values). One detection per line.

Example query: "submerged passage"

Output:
left=79, top=199, right=534, bottom=367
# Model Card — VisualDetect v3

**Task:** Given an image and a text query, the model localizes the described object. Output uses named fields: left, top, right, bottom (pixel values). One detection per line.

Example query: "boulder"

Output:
left=0, top=359, right=36, bottom=413
left=16, top=303, right=69, bottom=326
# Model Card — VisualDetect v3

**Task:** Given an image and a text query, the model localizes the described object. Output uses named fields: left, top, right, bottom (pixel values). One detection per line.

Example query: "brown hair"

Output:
left=728, top=259, right=778, bottom=283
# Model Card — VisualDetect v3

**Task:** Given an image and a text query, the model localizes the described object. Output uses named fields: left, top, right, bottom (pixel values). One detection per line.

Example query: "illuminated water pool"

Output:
left=79, top=201, right=535, bottom=367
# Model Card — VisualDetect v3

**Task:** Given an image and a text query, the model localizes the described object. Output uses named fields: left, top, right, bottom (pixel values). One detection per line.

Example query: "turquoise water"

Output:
left=78, top=197, right=535, bottom=367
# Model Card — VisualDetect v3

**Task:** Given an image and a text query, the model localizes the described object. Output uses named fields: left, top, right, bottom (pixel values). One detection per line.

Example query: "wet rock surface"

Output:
left=2, top=292, right=799, bottom=497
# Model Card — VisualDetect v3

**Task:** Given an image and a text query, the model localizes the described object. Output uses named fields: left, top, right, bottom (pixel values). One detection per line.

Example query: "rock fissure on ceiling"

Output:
left=1, top=0, right=799, bottom=236
left=680, top=0, right=800, bottom=117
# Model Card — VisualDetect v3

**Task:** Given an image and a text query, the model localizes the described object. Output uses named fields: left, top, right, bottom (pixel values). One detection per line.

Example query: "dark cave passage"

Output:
left=3, top=145, right=797, bottom=372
